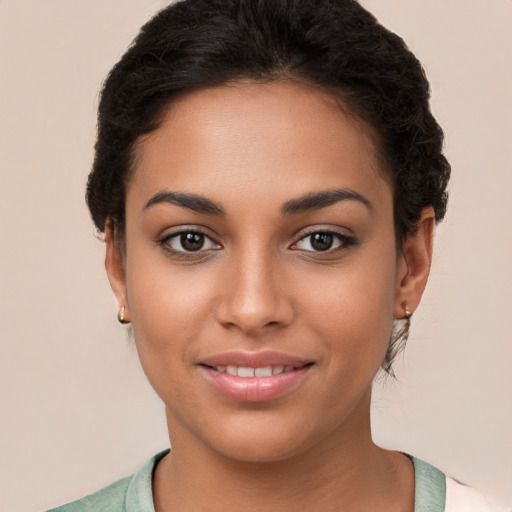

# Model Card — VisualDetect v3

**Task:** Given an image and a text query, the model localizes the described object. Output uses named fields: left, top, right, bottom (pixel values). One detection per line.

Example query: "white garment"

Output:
left=445, top=477, right=511, bottom=512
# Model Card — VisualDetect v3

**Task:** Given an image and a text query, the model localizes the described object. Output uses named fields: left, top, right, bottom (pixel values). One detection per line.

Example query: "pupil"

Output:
left=181, top=233, right=204, bottom=251
left=311, top=233, right=333, bottom=251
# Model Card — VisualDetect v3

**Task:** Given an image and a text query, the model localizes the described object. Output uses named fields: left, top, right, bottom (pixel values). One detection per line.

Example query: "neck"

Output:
left=153, top=392, right=414, bottom=512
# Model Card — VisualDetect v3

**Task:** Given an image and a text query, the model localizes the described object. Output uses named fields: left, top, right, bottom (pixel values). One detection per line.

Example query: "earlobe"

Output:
left=393, top=207, right=435, bottom=319
left=104, top=225, right=128, bottom=312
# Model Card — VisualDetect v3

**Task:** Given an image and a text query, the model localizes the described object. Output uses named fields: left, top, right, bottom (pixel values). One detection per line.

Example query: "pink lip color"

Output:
left=198, top=350, right=313, bottom=402
left=200, top=350, right=310, bottom=368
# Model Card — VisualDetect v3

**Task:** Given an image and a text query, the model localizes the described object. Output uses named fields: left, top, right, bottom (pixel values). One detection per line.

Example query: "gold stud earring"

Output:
left=117, top=306, right=131, bottom=325
left=402, top=301, right=412, bottom=319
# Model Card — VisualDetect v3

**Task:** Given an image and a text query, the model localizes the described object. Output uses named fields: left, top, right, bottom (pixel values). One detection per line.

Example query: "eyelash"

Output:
left=291, top=229, right=357, bottom=254
left=157, top=228, right=357, bottom=256
left=158, top=228, right=221, bottom=256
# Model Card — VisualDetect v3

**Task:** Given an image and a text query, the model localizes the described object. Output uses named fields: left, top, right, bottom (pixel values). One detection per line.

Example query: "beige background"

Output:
left=1, top=1, right=511, bottom=510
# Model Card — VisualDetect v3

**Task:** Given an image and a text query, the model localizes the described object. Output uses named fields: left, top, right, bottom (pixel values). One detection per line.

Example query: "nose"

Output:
left=215, top=249, right=293, bottom=335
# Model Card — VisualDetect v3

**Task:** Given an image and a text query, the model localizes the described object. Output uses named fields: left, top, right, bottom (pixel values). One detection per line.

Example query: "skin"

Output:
left=106, top=81, right=434, bottom=512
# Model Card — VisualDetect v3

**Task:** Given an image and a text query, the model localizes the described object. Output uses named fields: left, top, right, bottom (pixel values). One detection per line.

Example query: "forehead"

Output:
left=129, top=81, right=391, bottom=212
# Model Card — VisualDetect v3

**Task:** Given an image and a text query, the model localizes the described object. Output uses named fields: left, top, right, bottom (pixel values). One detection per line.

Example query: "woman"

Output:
left=46, top=0, right=506, bottom=510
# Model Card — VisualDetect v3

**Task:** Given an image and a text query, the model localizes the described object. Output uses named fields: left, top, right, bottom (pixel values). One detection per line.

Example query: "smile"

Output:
left=198, top=351, right=314, bottom=402
left=207, top=365, right=301, bottom=377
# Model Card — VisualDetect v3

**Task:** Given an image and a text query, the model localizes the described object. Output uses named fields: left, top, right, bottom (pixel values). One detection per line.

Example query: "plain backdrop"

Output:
left=1, top=1, right=511, bottom=511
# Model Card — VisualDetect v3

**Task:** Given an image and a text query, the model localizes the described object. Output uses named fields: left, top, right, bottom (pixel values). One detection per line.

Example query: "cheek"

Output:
left=300, top=257, right=397, bottom=367
left=124, top=249, right=217, bottom=377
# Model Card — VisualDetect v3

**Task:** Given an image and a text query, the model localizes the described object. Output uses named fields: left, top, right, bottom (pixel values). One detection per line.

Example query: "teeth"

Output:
left=255, top=366, right=273, bottom=377
left=237, top=367, right=255, bottom=377
left=213, top=364, right=296, bottom=377
left=226, top=365, right=238, bottom=376
left=272, top=366, right=284, bottom=375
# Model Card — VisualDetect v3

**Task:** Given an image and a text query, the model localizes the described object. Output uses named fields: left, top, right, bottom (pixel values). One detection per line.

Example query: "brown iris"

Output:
left=180, top=233, right=205, bottom=251
left=310, top=233, right=334, bottom=251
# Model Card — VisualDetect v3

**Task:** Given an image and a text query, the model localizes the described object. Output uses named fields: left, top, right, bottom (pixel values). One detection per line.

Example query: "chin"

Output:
left=210, top=436, right=311, bottom=464
left=194, top=413, right=328, bottom=464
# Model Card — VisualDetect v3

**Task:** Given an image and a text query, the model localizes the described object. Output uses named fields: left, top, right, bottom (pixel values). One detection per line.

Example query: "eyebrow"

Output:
left=144, top=188, right=372, bottom=217
left=281, top=189, right=373, bottom=215
left=144, top=191, right=226, bottom=216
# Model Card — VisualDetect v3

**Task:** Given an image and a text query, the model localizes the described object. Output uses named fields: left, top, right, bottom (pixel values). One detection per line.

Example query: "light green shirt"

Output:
left=47, top=451, right=446, bottom=512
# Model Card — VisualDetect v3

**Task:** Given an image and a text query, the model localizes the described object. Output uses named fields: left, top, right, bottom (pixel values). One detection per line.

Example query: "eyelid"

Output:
left=290, top=227, right=357, bottom=252
left=158, top=226, right=222, bottom=253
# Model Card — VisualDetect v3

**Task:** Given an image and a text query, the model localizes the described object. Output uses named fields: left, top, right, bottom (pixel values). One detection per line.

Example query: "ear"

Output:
left=393, top=207, right=435, bottom=319
left=105, top=224, right=129, bottom=316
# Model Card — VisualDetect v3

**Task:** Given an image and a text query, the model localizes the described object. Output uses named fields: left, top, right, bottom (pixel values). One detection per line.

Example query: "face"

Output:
left=107, top=81, right=433, bottom=462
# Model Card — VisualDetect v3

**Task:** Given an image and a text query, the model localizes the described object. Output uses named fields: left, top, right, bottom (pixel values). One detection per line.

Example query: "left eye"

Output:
left=164, top=232, right=220, bottom=252
left=293, top=232, right=346, bottom=252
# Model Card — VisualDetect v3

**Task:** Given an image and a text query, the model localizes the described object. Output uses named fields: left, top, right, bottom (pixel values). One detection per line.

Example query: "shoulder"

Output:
left=45, top=449, right=169, bottom=512
left=409, top=456, right=511, bottom=512
left=45, top=476, right=131, bottom=512
left=445, top=477, right=512, bottom=512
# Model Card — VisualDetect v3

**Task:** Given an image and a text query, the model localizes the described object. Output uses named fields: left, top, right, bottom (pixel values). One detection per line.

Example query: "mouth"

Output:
left=200, top=363, right=312, bottom=377
left=198, top=351, right=314, bottom=402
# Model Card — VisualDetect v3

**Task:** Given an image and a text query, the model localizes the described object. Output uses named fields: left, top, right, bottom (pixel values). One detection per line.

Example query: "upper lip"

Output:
left=199, top=350, right=313, bottom=368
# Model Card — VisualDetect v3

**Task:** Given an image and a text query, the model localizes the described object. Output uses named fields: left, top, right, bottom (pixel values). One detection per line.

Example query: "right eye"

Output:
left=161, top=231, right=220, bottom=253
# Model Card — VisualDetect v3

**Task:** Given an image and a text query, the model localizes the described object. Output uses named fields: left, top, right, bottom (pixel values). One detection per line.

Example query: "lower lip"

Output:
left=200, top=366, right=312, bottom=402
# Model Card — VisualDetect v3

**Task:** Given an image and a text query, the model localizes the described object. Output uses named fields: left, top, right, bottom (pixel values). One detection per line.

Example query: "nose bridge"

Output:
left=217, top=243, right=291, bottom=333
